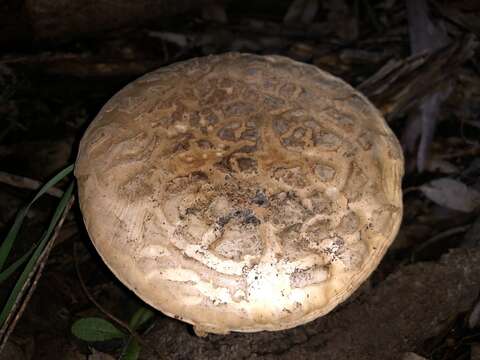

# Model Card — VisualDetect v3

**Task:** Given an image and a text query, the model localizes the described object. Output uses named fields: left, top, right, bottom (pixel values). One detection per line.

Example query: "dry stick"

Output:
left=73, top=242, right=163, bottom=359
left=437, top=146, right=480, bottom=160
left=0, top=52, right=79, bottom=65
left=0, top=196, right=75, bottom=353
left=0, top=171, right=64, bottom=198
left=411, top=225, right=471, bottom=262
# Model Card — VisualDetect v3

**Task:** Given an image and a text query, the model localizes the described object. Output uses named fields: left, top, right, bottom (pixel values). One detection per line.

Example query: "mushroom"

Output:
left=75, top=53, right=404, bottom=334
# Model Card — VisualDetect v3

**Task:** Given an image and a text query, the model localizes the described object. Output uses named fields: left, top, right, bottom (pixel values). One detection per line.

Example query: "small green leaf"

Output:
left=121, top=337, right=140, bottom=360
left=129, top=307, right=154, bottom=330
left=71, top=317, right=126, bottom=342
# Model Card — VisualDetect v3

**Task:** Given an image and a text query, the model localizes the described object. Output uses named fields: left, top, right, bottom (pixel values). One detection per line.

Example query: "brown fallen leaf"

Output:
left=402, top=353, right=427, bottom=360
left=88, top=349, right=116, bottom=360
left=426, top=158, right=460, bottom=174
left=420, top=177, right=480, bottom=212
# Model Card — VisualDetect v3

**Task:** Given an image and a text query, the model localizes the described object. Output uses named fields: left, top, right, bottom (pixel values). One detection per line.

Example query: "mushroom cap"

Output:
left=75, top=53, right=404, bottom=333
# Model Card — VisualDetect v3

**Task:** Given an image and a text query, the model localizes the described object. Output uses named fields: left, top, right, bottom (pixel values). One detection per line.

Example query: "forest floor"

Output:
left=0, top=1, right=480, bottom=359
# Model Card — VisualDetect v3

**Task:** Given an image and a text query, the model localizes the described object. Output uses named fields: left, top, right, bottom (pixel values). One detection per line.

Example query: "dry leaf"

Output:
left=88, top=349, right=116, bottom=360
left=402, top=352, right=428, bottom=360
left=420, top=177, right=480, bottom=212
left=426, top=158, right=460, bottom=174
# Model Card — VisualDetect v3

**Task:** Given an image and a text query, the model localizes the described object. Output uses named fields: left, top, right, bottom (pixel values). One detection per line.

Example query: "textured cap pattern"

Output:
left=75, top=53, right=404, bottom=333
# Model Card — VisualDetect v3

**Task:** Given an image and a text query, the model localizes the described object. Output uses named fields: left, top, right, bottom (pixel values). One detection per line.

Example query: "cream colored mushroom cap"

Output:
left=75, top=52, right=404, bottom=334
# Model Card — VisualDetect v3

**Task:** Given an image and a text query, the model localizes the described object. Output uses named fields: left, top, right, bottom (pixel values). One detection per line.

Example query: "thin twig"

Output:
left=0, top=196, right=75, bottom=353
left=402, top=186, right=420, bottom=196
left=410, top=225, right=471, bottom=262
left=0, top=171, right=63, bottom=198
left=73, top=242, right=163, bottom=358
left=437, top=146, right=480, bottom=160
left=73, top=242, right=134, bottom=334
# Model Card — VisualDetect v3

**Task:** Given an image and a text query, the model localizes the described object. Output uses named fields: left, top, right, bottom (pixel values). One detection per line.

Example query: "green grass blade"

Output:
left=0, top=181, right=74, bottom=327
left=0, top=164, right=74, bottom=271
left=121, top=336, right=140, bottom=360
left=0, top=246, right=35, bottom=285
left=129, top=307, right=154, bottom=330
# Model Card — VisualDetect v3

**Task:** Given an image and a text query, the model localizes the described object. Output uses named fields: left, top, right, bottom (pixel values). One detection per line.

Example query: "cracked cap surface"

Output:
left=75, top=52, right=404, bottom=333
